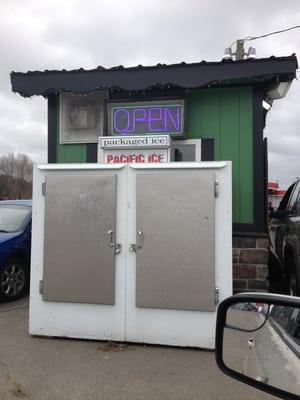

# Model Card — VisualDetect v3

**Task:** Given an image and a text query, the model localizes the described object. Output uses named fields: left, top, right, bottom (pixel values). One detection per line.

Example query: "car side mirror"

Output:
left=215, top=293, right=300, bottom=400
left=269, top=209, right=290, bottom=219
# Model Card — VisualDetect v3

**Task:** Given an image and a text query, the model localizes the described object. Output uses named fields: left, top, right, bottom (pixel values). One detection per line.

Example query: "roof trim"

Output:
left=10, top=55, right=298, bottom=97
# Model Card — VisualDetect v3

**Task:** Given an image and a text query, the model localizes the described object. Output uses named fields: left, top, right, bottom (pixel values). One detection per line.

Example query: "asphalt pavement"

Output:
left=0, top=297, right=276, bottom=400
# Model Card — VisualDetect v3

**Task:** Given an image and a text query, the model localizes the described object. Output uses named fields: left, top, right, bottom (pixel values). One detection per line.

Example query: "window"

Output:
left=60, top=92, right=108, bottom=144
left=0, top=205, right=31, bottom=233
left=288, top=183, right=300, bottom=214
left=173, top=139, right=201, bottom=162
left=278, top=183, right=295, bottom=211
left=294, top=192, right=300, bottom=216
left=270, top=305, right=300, bottom=345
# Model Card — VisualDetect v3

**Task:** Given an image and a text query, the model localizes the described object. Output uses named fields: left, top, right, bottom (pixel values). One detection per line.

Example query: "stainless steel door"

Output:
left=42, top=173, right=117, bottom=304
left=135, top=171, right=215, bottom=311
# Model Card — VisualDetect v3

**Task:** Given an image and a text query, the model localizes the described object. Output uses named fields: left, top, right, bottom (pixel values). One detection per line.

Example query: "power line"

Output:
left=245, top=24, right=300, bottom=41
left=229, top=24, right=300, bottom=47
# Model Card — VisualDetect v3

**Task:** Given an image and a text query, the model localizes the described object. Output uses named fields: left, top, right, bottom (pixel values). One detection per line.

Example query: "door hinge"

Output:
left=39, top=279, right=43, bottom=294
left=214, top=180, right=219, bottom=197
left=214, top=287, right=219, bottom=305
left=42, top=180, right=46, bottom=196
left=129, top=244, right=137, bottom=253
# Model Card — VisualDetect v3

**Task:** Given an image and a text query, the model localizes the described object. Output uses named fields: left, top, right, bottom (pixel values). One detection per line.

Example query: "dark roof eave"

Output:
left=10, top=55, right=298, bottom=98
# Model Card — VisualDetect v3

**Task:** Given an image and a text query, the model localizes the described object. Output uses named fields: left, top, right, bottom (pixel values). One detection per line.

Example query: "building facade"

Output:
left=11, top=55, right=298, bottom=292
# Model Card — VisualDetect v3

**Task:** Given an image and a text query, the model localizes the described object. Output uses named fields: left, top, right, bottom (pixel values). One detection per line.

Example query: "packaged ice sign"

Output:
left=107, top=100, right=185, bottom=137
left=98, top=135, right=173, bottom=164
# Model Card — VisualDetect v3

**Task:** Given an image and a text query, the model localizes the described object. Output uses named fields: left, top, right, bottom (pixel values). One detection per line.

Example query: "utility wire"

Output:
left=230, top=24, right=300, bottom=47
left=245, top=24, right=300, bottom=41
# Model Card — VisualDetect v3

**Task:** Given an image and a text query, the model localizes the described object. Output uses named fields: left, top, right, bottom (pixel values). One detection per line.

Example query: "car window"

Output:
left=287, top=182, right=300, bottom=213
left=278, top=182, right=296, bottom=211
left=270, top=305, right=300, bottom=346
left=0, top=205, right=31, bottom=233
left=293, top=190, right=300, bottom=216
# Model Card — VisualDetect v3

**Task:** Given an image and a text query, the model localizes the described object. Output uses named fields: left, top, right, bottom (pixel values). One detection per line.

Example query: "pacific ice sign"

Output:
left=107, top=100, right=185, bottom=137
left=98, top=135, right=173, bottom=164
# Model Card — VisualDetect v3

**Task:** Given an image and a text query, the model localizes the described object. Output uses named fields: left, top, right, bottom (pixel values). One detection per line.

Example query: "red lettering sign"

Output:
left=106, top=152, right=166, bottom=164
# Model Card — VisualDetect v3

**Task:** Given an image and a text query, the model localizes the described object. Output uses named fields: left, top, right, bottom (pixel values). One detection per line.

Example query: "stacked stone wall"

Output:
left=233, top=236, right=269, bottom=294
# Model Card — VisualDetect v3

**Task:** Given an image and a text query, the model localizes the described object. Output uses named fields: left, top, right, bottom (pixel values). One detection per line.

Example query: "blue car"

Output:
left=0, top=200, right=32, bottom=302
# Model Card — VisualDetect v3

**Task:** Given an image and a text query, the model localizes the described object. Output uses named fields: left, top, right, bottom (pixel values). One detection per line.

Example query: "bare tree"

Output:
left=0, top=175, right=10, bottom=199
left=0, top=153, right=33, bottom=200
left=0, top=153, right=14, bottom=178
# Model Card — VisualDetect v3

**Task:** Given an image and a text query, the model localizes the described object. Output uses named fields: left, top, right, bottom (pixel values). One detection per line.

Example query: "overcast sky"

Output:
left=1, top=0, right=299, bottom=188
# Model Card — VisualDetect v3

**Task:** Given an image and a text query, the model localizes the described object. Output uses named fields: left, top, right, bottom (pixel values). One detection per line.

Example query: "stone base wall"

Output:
left=233, top=235, right=269, bottom=294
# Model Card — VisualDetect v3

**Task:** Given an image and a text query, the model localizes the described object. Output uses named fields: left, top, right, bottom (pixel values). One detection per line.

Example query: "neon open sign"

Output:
left=107, top=99, right=185, bottom=137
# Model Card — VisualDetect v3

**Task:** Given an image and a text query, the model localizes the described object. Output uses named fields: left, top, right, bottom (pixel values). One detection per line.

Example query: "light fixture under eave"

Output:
left=267, top=81, right=292, bottom=100
left=262, top=100, right=272, bottom=111
left=222, top=47, right=233, bottom=60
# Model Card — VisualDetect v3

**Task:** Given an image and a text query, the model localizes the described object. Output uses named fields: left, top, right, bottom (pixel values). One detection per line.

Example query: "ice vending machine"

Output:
left=30, top=161, right=232, bottom=349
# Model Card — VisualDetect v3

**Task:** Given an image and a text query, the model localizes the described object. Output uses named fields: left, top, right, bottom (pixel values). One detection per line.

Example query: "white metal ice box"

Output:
left=30, top=161, right=232, bottom=349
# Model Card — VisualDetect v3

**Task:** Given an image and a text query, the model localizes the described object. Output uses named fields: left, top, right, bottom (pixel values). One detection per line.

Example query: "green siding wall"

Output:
left=56, top=96, right=88, bottom=163
left=56, top=142, right=87, bottom=163
left=188, top=87, right=253, bottom=224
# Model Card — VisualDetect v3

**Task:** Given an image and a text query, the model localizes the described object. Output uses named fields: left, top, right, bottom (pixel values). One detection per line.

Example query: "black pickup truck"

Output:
left=269, top=179, right=300, bottom=296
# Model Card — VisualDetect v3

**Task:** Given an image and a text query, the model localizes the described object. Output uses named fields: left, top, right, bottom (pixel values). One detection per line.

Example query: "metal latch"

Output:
left=214, top=180, right=219, bottom=197
left=39, top=279, right=43, bottom=294
left=129, top=231, right=144, bottom=253
left=129, top=244, right=137, bottom=253
left=214, top=287, right=219, bottom=305
left=107, top=229, right=122, bottom=254
left=42, top=180, right=46, bottom=196
left=114, top=244, right=122, bottom=255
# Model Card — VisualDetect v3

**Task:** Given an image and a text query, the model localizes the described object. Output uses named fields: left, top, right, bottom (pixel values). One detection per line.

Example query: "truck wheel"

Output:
left=0, top=257, right=29, bottom=302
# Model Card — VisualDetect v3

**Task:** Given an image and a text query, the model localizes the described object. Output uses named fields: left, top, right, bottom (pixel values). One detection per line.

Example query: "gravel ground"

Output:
left=0, top=297, right=276, bottom=400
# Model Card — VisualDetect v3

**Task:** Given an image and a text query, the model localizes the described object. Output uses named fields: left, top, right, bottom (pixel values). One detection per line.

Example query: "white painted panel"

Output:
left=125, top=162, right=232, bottom=349
left=29, top=165, right=127, bottom=341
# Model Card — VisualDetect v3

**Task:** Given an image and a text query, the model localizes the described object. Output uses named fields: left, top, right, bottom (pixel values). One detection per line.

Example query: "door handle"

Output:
left=107, top=229, right=114, bottom=248
left=137, top=230, right=144, bottom=249
left=107, top=229, right=122, bottom=254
